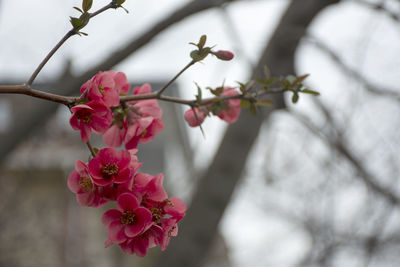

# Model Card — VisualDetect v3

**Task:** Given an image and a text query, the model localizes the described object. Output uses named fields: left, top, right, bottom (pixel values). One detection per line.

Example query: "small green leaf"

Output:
left=93, top=147, right=99, bottom=154
left=256, top=78, right=267, bottom=85
left=291, top=74, right=309, bottom=85
left=190, top=49, right=209, bottom=62
left=73, top=6, right=83, bottom=13
left=249, top=103, right=257, bottom=115
left=70, top=17, right=83, bottom=29
left=195, top=83, right=202, bottom=105
left=256, top=99, right=274, bottom=107
left=113, top=0, right=126, bottom=5
left=82, top=0, right=93, bottom=12
left=292, top=93, right=299, bottom=103
left=198, top=35, right=207, bottom=49
left=240, top=99, right=251, bottom=108
left=266, top=77, right=277, bottom=85
left=300, top=89, right=320, bottom=95
left=209, top=86, right=223, bottom=96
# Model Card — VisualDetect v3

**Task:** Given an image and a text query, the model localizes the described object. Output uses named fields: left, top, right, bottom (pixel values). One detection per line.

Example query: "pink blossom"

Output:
left=132, top=173, right=168, bottom=202
left=67, top=160, right=107, bottom=207
left=80, top=71, right=122, bottom=107
left=123, top=84, right=164, bottom=149
left=163, top=197, right=187, bottom=222
left=102, top=193, right=152, bottom=244
left=69, top=100, right=112, bottom=142
left=213, top=50, right=234, bottom=61
left=111, top=71, right=130, bottom=95
left=217, top=87, right=241, bottom=123
left=184, top=107, right=207, bottom=127
left=101, top=150, right=142, bottom=201
left=124, top=117, right=164, bottom=149
left=88, top=147, right=132, bottom=186
left=119, top=224, right=163, bottom=256
left=102, top=123, right=126, bottom=148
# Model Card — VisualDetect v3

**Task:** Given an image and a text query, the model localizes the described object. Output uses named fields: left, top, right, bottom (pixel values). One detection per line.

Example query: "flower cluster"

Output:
left=70, top=71, right=163, bottom=149
left=184, top=86, right=241, bottom=127
left=68, top=71, right=185, bottom=256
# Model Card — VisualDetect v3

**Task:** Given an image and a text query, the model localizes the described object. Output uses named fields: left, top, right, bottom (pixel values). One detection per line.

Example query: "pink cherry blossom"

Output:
left=217, top=87, right=241, bottom=123
left=124, top=117, right=164, bottom=149
left=102, top=193, right=152, bottom=245
left=67, top=160, right=107, bottom=207
left=184, top=107, right=207, bottom=127
left=80, top=71, right=122, bottom=107
left=102, top=123, right=126, bottom=148
left=111, top=71, right=130, bottom=95
left=69, top=100, right=112, bottom=142
left=119, top=224, right=164, bottom=256
left=88, top=147, right=132, bottom=186
left=132, top=173, right=168, bottom=202
left=123, top=83, right=164, bottom=149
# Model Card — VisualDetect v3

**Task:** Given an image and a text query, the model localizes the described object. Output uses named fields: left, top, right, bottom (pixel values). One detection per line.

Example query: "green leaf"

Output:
left=292, top=93, right=299, bottom=103
left=209, top=86, right=223, bottom=96
left=198, top=35, right=207, bottom=49
left=70, top=17, right=83, bottom=29
left=249, top=103, right=257, bottom=115
left=113, top=0, right=126, bottom=5
left=190, top=49, right=209, bottom=62
left=73, top=6, right=83, bottom=13
left=266, top=77, right=277, bottom=85
left=256, top=99, right=274, bottom=107
left=195, top=83, right=202, bottom=105
left=291, top=74, right=309, bottom=85
left=256, top=78, right=267, bottom=85
left=300, top=89, right=320, bottom=96
left=82, top=0, right=93, bottom=12
left=240, top=99, right=251, bottom=108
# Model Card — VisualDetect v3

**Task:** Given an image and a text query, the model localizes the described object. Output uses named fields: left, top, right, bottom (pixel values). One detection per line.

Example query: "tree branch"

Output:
left=291, top=101, right=400, bottom=205
left=306, top=36, right=400, bottom=102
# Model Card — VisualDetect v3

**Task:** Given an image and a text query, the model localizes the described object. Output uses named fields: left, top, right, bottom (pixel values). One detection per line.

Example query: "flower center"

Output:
left=77, top=110, right=92, bottom=123
left=99, top=85, right=105, bottom=95
left=78, top=177, right=93, bottom=192
left=101, top=163, right=119, bottom=179
left=120, top=211, right=136, bottom=225
left=149, top=207, right=163, bottom=224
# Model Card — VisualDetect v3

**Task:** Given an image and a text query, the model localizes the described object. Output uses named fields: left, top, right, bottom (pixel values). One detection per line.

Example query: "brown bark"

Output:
left=153, top=1, right=339, bottom=267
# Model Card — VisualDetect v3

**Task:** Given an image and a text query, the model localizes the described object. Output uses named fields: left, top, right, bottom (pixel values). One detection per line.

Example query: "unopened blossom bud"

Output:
left=213, top=50, right=234, bottom=61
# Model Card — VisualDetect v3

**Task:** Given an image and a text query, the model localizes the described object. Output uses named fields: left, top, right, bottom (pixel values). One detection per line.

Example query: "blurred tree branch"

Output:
left=306, top=36, right=400, bottom=102
left=291, top=99, right=400, bottom=205
left=153, top=1, right=340, bottom=267
left=351, top=0, right=400, bottom=23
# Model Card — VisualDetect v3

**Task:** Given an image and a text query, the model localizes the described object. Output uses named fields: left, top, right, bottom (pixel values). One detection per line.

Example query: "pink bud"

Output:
left=213, top=50, right=234, bottom=61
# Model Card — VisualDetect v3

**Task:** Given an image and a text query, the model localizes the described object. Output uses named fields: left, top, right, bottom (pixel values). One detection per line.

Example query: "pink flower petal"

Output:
left=117, top=193, right=139, bottom=211
left=108, top=221, right=127, bottom=244
left=102, top=209, right=122, bottom=227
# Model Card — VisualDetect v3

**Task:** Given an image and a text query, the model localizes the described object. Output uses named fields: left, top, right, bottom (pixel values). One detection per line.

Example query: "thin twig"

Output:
left=0, top=84, right=77, bottom=105
left=26, top=30, right=75, bottom=86
left=90, top=3, right=114, bottom=18
left=86, top=141, right=97, bottom=158
left=26, top=2, right=116, bottom=86
left=156, top=60, right=196, bottom=97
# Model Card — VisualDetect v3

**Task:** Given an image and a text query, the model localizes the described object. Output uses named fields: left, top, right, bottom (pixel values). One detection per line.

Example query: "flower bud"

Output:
left=213, top=50, right=234, bottom=61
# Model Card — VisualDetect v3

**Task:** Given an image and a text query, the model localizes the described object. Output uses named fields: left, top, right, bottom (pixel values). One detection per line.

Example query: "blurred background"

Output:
left=0, top=0, right=400, bottom=266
